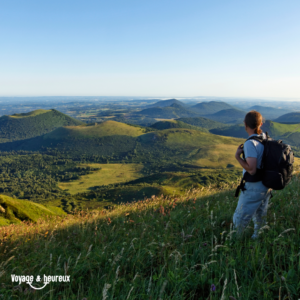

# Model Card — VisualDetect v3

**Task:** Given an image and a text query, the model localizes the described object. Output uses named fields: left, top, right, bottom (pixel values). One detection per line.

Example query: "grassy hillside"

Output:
left=0, top=109, right=84, bottom=143
left=137, top=128, right=244, bottom=169
left=191, top=101, right=235, bottom=115
left=1, top=173, right=300, bottom=299
left=177, top=117, right=226, bottom=130
left=0, top=194, right=66, bottom=226
left=248, top=105, right=292, bottom=120
left=205, top=108, right=246, bottom=124
left=150, top=120, right=208, bottom=132
left=44, top=120, right=147, bottom=139
left=211, top=120, right=300, bottom=146
left=275, top=112, right=300, bottom=123
left=0, top=121, right=149, bottom=156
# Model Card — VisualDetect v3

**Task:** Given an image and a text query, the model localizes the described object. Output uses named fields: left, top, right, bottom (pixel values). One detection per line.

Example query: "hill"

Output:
left=0, top=120, right=148, bottom=156
left=191, top=101, right=235, bottom=115
left=0, top=194, right=66, bottom=226
left=205, top=108, right=246, bottom=124
left=144, top=98, right=187, bottom=108
left=0, top=122, right=244, bottom=169
left=1, top=174, right=300, bottom=298
left=137, top=103, right=198, bottom=119
left=0, top=109, right=84, bottom=143
left=137, top=128, right=244, bottom=168
left=44, top=120, right=147, bottom=139
left=177, top=117, right=226, bottom=130
left=150, top=120, right=208, bottom=132
left=211, top=120, right=300, bottom=146
left=275, top=112, right=300, bottom=123
left=111, top=115, right=157, bottom=127
left=248, top=105, right=292, bottom=120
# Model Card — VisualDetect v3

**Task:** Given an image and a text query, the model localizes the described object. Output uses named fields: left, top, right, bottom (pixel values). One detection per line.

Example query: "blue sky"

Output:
left=0, top=0, right=299, bottom=98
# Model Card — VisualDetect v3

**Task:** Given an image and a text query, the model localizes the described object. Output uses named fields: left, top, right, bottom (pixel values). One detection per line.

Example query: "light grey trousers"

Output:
left=233, top=181, right=272, bottom=239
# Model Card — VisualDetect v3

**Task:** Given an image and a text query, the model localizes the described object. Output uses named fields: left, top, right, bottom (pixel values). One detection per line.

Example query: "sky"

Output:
left=0, top=0, right=300, bottom=98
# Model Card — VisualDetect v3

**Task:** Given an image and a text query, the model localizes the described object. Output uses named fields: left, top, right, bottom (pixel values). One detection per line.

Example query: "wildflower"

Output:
left=210, top=284, right=216, bottom=292
left=203, top=243, right=207, bottom=247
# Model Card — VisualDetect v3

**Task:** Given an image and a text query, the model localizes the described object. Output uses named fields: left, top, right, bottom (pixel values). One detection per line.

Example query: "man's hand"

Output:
left=235, top=144, right=244, bottom=159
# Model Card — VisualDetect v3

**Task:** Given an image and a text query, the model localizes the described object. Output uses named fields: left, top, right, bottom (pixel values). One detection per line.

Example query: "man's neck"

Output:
left=247, top=130, right=256, bottom=136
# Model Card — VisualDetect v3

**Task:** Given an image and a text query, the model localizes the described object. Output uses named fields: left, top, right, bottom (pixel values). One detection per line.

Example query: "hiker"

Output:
left=233, top=110, right=272, bottom=240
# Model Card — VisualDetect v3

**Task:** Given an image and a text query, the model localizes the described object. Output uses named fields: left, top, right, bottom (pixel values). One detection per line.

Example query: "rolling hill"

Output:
left=248, top=105, right=292, bottom=120
left=191, top=101, right=235, bottom=115
left=150, top=120, right=208, bottom=132
left=205, top=108, right=246, bottom=124
left=144, top=98, right=187, bottom=108
left=0, top=119, right=244, bottom=169
left=275, top=112, right=300, bottom=124
left=137, top=128, right=244, bottom=168
left=137, top=103, right=198, bottom=118
left=0, top=109, right=84, bottom=143
left=44, top=120, right=147, bottom=139
left=0, top=120, right=148, bottom=156
left=177, top=117, right=226, bottom=130
left=211, top=120, right=300, bottom=146
left=111, top=115, right=157, bottom=127
left=0, top=194, right=66, bottom=226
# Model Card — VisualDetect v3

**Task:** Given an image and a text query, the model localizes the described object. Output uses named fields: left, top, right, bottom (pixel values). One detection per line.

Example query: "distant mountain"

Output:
left=150, top=120, right=208, bottom=132
left=275, top=112, right=300, bottom=124
left=0, top=109, right=83, bottom=143
left=144, top=99, right=187, bottom=108
left=0, top=194, right=66, bottom=226
left=138, top=103, right=198, bottom=119
left=248, top=105, right=292, bottom=120
left=191, top=101, right=235, bottom=115
left=177, top=117, right=226, bottom=130
left=205, top=108, right=246, bottom=124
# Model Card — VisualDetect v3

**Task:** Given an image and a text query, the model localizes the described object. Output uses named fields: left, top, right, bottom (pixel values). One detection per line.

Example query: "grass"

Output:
left=9, top=110, right=52, bottom=118
left=58, top=163, right=144, bottom=195
left=1, top=171, right=300, bottom=299
left=44, top=121, right=146, bottom=140
left=0, top=195, right=66, bottom=226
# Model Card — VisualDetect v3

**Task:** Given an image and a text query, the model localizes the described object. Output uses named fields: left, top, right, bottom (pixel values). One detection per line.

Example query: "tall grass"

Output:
left=0, top=175, right=300, bottom=299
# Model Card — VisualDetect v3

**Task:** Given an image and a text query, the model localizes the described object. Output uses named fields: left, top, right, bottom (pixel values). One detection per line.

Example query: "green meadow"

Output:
left=58, top=163, right=145, bottom=195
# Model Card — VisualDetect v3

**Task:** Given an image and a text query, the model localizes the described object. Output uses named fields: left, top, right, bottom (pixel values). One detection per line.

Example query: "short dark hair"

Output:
left=244, top=110, right=264, bottom=134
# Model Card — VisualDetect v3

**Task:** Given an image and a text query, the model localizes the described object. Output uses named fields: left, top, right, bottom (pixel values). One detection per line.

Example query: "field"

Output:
left=58, top=163, right=144, bottom=194
left=1, top=173, right=300, bottom=299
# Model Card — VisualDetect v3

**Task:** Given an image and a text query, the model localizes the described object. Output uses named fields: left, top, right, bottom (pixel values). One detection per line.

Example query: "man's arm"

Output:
left=235, top=143, right=257, bottom=175
left=235, top=155, right=257, bottom=175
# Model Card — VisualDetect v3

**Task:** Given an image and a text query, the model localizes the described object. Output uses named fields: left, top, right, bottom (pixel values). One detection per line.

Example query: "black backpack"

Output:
left=235, top=133, right=294, bottom=197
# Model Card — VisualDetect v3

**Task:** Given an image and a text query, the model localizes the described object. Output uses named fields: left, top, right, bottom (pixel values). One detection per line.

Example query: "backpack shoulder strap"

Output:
left=246, top=135, right=264, bottom=143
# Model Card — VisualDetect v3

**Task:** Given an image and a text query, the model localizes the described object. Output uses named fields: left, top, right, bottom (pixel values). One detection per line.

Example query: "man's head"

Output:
left=244, top=110, right=263, bottom=134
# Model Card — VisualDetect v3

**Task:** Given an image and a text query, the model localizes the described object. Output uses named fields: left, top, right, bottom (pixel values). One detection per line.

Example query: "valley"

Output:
left=0, top=98, right=300, bottom=223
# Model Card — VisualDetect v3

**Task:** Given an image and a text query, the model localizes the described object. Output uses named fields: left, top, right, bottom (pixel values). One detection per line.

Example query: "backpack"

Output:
left=235, top=132, right=294, bottom=197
